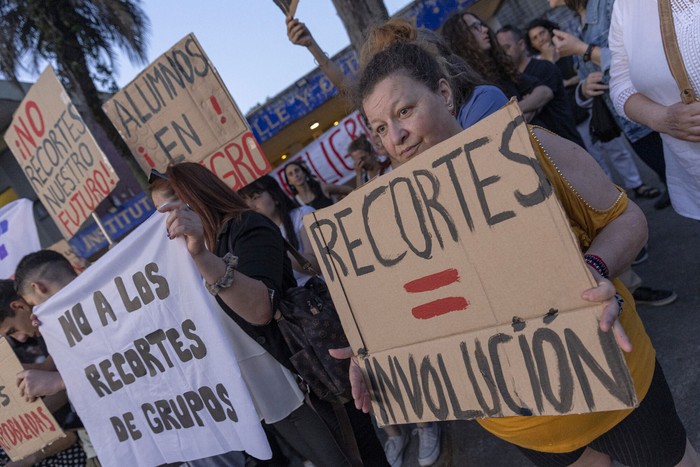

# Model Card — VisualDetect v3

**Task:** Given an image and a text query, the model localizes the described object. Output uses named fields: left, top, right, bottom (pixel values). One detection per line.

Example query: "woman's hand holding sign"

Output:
left=581, top=274, right=632, bottom=353
left=329, top=347, right=372, bottom=413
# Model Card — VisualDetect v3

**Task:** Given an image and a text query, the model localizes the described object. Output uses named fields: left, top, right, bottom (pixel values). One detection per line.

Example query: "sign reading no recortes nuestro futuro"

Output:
left=304, top=101, right=637, bottom=426
left=3, top=67, right=120, bottom=239
left=103, top=34, right=271, bottom=190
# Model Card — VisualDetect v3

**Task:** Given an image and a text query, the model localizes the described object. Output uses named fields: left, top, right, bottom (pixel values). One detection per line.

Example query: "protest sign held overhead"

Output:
left=0, top=199, right=41, bottom=278
left=3, top=67, right=120, bottom=239
left=304, top=101, right=637, bottom=425
left=104, top=34, right=271, bottom=190
left=0, top=338, right=65, bottom=461
left=273, top=0, right=299, bottom=17
left=34, top=213, right=270, bottom=467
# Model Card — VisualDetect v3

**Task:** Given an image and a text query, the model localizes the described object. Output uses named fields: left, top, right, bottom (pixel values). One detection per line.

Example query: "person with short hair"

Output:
left=0, top=279, right=88, bottom=466
left=347, top=135, right=392, bottom=186
left=496, top=24, right=585, bottom=146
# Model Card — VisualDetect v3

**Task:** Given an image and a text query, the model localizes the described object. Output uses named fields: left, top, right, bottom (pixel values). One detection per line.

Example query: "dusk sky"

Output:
left=85, top=1, right=410, bottom=114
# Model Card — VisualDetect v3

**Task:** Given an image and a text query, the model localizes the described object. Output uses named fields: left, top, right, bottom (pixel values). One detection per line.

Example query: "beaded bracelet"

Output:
left=205, top=253, right=239, bottom=296
left=584, top=254, right=609, bottom=279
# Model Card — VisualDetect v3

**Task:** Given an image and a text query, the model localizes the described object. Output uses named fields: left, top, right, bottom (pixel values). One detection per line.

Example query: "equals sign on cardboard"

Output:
left=403, top=268, right=469, bottom=320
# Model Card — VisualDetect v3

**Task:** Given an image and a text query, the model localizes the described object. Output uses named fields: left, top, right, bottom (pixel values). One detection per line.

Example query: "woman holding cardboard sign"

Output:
left=150, top=164, right=388, bottom=467
left=338, top=41, right=698, bottom=466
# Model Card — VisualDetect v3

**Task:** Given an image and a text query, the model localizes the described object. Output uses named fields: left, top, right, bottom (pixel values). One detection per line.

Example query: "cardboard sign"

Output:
left=270, top=111, right=369, bottom=192
left=0, top=338, right=65, bottom=461
left=0, top=199, right=41, bottom=278
left=103, top=34, right=271, bottom=190
left=304, top=102, right=636, bottom=425
left=3, top=67, right=120, bottom=239
left=273, top=0, right=299, bottom=17
left=34, top=214, right=270, bottom=466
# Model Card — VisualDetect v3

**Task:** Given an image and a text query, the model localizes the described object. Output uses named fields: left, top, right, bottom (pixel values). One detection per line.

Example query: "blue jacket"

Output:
left=574, top=0, right=651, bottom=142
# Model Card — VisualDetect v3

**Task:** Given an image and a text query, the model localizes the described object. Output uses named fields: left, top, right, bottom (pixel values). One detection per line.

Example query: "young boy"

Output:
left=0, top=279, right=86, bottom=465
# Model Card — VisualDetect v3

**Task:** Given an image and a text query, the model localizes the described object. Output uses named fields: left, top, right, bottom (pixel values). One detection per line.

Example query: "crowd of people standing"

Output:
left=0, top=0, right=698, bottom=466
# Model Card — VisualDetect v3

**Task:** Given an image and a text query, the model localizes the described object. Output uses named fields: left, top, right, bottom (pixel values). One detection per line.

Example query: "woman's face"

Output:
left=528, top=26, right=552, bottom=52
left=151, top=186, right=177, bottom=208
left=285, top=164, right=306, bottom=187
left=245, top=190, right=278, bottom=221
left=462, top=14, right=490, bottom=51
left=362, top=71, right=462, bottom=167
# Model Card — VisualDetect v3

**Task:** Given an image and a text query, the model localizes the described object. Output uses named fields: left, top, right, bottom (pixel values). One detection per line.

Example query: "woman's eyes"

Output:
left=398, top=107, right=412, bottom=117
left=375, top=124, right=387, bottom=136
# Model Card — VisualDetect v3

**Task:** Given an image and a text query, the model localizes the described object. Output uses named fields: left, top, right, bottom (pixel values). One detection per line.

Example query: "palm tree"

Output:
left=0, top=0, right=149, bottom=169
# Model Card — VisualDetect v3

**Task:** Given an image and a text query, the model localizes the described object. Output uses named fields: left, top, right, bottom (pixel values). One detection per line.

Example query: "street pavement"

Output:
left=396, top=166, right=700, bottom=466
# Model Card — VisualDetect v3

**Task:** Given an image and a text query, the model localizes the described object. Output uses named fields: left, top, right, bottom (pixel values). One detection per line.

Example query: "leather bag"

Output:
left=589, top=95, right=621, bottom=142
left=276, top=240, right=352, bottom=404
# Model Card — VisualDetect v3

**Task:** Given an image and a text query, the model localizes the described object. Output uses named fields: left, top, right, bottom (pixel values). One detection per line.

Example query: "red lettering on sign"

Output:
left=206, top=132, right=271, bottom=191
left=0, top=406, right=57, bottom=450
left=11, top=101, right=45, bottom=161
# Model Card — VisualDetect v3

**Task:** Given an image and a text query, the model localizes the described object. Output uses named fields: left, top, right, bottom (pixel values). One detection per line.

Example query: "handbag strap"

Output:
left=658, top=0, right=699, bottom=104
left=304, top=393, right=363, bottom=467
left=283, top=237, right=318, bottom=275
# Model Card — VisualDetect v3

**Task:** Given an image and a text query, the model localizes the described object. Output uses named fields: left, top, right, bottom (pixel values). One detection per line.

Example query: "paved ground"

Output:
left=394, top=164, right=700, bottom=466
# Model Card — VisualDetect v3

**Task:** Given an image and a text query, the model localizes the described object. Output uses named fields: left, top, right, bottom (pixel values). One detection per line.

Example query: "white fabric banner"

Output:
left=34, top=213, right=270, bottom=467
left=269, top=110, right=369, bottom=192
left=0, top=199, right=41, bottom=279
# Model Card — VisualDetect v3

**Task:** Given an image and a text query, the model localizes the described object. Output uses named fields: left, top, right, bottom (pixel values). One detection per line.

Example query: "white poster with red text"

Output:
left=270, top=111, right=369, bottom=193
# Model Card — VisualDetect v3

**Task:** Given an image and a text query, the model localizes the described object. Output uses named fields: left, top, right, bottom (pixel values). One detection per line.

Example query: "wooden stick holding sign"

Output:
left=273, top=0, right=299, bottom=17
left=0, top=337, right=65, bottom=461
left=91, top=212, right=113, bottom=246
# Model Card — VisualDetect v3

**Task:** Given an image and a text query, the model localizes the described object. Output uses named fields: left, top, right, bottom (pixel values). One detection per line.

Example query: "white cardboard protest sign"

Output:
left=103, top=34, right=271, bottom=190
left=0, top=338, right=65, bottom=461
left=34, top=213, right=270, bottom=466
left=3, top=67, right=120, bottom=239
left=0, top=199, right=41, bottom=278
left=304, top=102, right=637, bottom=425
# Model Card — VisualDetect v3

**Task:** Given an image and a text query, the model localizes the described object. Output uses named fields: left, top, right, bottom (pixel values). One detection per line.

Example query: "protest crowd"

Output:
left=0, top=0, right=698, bottom=466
